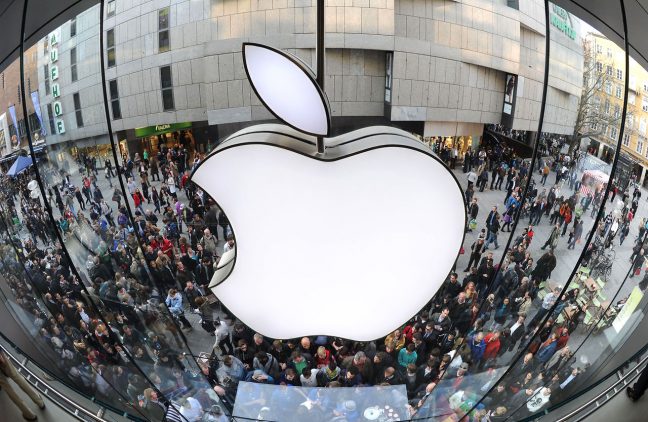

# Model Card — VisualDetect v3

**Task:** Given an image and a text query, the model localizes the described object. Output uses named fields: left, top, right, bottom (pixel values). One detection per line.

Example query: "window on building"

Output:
left=107, top=29, right=115, bottom=67
left=46, top=103, right=56, bottom=134
left=28, top=113, right=41, bottom=134
left=616, top=85, right=622, bottom=98
left=617, top=68, right=623, bottom=80
left=106, top=0, right=116, bottom=17
left=590, top=120, right=599, bottom=131
left=607, top=48, right=613, bottom=58
left=641, top=118, right=647, bottom=135
left=614, top=104, right=620, bottom=118
left=610, top=126, right=618, bottom=140
left=606, top=65, right=613, bottom=76
left=70, top=47, right=78, bottom=82
left=627, top=115, right=634, bottom=129
left=604, top=99, right=610, bottom=114
left=109, top=80, right=121, bottom=119
left=605, top=81, right=612, bottom=95
left=70, top=18, right=76, bottom=38
left=18, top=119, right=26, bottom=137
left=596, top=62, right=603, bottom=72
left=643, top=97, right=648, bottom=112
left=629, top=92, right=636, bottom=105
left=43, top=64, right=50, bottom=95
left=596, top=43, right=602, bottom=54
left=160, top=66, right=174, bottom=110
left=637, top=137, right=643, bottom=154
left=158, top=8, right=170, bottom=53
left=73, top=92, right=83, bottom=127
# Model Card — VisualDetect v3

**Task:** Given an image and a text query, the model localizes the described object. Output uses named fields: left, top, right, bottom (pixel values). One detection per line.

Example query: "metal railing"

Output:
left=553, top=351, right=648, bottom=421
left=0, top=341, right=111, bottom=422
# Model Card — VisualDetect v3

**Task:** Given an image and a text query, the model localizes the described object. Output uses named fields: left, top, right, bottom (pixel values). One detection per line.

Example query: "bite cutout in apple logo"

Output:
left=191, top=43, right=466, bottom=341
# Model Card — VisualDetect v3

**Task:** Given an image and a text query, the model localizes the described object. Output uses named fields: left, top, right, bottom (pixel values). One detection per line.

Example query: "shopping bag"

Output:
left=469, top=219, right=478, bottom=230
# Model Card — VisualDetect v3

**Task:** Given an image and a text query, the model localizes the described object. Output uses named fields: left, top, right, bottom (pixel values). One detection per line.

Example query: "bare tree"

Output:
left=570, top=37, right=631, bottom=154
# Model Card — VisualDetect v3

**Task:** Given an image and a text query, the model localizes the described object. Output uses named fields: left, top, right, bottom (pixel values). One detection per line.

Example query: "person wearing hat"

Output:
left=0, top=350, right=45, bottom=420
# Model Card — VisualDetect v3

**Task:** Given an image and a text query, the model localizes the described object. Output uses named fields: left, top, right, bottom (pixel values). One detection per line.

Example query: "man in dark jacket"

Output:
left=424, top=310, right=452, bottom=346
left=532, top=251, right=557, bottom=282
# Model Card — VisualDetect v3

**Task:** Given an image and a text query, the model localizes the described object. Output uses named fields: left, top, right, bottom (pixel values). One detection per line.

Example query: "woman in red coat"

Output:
left=482, top=331, right=501, bottom=365
left=556, top=327, right=570, bottom=350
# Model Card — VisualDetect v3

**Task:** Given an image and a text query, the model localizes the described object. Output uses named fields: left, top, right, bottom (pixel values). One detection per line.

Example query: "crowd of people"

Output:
left=0, top=145, right=231, bottom=422
left=0, top=126, right=644, bottom=422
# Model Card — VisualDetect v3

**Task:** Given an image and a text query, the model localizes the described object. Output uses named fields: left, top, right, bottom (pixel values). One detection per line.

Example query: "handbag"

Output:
left=469, top=219, right=478, bottom=230
left=635, top=267, right=641, bottom=276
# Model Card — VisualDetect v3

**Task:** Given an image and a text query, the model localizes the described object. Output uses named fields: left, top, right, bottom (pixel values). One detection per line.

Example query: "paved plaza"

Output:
left=26, top=147, right=648, bottom=369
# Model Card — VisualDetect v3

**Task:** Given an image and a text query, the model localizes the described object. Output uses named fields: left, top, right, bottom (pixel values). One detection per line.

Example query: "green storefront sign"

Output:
left=550, top=5, right=576, bottom=40
left=134, top=122, right=192, bottom=137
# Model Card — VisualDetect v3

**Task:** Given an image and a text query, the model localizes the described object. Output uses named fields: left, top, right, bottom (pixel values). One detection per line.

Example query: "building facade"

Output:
left=586, top=32, right=648, bottom=185
left=31, top=0, right=583, bottom=162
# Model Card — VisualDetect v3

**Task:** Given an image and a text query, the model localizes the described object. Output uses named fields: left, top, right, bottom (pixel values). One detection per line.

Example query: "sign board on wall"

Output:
left=48, top=29, right=65, bottom=134
left=134, top=122, right=192, bottom=137
left=612, top=286, right=644, bottom=333
left=550, top=5, right=576, bottom=40
left=500, top=73, right=518, bottom=129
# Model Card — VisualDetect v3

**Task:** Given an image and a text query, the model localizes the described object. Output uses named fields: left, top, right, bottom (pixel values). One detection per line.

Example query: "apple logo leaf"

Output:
left=243, top=43, right=331, bottom=137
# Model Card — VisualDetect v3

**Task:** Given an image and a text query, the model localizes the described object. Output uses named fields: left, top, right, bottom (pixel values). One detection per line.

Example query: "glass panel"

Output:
left=20, top=3, right=193, bottom=421
left=479, top=4, right=629, bottom=420
left=108, top=80, right=118, bottom=99
left=159, top=31, right=170, bottom=53
left=160, top=66, right=172, bottom=89
left=233, top=382, right=409, bottom=421
left=158, top=8, right=169, bottom=30
left=105, top=2, right=231, bottom=417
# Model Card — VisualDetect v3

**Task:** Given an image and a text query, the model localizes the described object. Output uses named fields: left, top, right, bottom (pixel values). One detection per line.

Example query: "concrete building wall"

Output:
left=36, top=5, right=108, bottom=147
left=391, top=0, right=582, bottom=136
left=34, top=0, right=584, bottom=150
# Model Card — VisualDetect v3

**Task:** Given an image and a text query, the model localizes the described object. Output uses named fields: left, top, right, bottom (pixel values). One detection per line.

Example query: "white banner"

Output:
left=0, top=113, right=10, bottom=155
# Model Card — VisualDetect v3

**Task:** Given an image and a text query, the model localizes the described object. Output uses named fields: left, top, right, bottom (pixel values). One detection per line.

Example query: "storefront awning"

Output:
left=134, top=122, right=192, bottom=138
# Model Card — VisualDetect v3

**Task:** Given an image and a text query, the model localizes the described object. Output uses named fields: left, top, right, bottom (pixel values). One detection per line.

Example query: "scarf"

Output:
left=325, top=366, right=340, bottom=380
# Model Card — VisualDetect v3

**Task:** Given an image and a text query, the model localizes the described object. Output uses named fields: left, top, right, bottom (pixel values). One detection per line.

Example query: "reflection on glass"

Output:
left=477, top=4, right=634, bottom=420
left=233, top=382, right=409, bottom=421
left=0, top=0, right=646, bottom=421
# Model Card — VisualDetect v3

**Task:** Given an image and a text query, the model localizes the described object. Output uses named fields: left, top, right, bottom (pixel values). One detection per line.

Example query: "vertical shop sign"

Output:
left=48, top=29, right=64, bottom=134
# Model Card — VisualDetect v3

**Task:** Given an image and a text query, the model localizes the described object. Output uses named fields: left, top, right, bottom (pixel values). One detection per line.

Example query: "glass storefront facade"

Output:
left=0, top=0, right=647, bottom=421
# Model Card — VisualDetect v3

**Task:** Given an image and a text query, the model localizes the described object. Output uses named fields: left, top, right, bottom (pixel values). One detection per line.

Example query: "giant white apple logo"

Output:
left=191, top=44, right=466, bottom=341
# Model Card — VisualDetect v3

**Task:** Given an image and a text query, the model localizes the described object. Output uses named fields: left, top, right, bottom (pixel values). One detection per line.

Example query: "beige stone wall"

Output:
left=45, top=0, right=583, bottom=137
left=390, top=0, right=583, bottom=136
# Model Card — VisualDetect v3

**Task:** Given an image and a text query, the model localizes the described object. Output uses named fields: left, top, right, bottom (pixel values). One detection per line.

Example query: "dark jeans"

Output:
left=174, top=312, right=192, bottom=329
left=219, top=337, right=234, bottom=355
left=630, top=361, right=648, bottom=399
